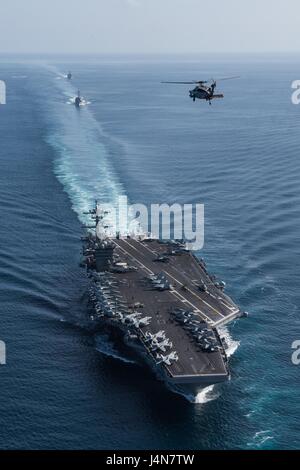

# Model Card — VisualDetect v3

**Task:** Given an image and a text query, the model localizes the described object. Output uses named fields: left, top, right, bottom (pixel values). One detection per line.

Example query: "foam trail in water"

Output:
left=42, top=65, right=125, bottom=223
left=218, top=325, right=240, bottom=358
left=193, top=326, right=240, bottom=404
left=194, top=385, right=220, bottom=404
left=247, top=430, right=275, bottom=448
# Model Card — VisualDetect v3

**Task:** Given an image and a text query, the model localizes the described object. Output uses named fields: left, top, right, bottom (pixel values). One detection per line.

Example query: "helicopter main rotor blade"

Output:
left=214, top=76, right=240, bottom=82
left=162, top=77, right=239, bottom=85
left=161, top=81, right=200, bottom=85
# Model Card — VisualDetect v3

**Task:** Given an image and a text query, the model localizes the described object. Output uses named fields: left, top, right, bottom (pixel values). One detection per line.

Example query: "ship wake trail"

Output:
left=42, top=65, right=125, bottom=222
left=218, top=325, right=240, bottom=358
left=195, top=385, right=219, bottom=404
left=192, top=327, right=239, bottom=405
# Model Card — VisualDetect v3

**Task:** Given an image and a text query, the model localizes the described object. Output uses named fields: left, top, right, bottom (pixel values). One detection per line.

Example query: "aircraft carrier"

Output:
left=81, top=203, right=244, bottom=399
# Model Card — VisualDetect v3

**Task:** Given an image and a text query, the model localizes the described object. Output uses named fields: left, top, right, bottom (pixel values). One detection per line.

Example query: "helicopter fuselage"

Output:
left=189, top=85, right=224, bottom=102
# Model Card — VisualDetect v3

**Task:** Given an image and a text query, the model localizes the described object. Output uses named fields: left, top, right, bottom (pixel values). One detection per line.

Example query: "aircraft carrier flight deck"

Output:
left=82, top=205, right=244, bottom=397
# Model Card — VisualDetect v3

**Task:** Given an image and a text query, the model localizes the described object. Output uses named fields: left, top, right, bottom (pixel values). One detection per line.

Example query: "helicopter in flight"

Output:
left=162, top=76, right=239, bottom=105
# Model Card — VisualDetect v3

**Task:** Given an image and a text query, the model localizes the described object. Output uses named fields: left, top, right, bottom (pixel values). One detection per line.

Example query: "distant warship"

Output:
left=75, top=90, right=82, bottom=108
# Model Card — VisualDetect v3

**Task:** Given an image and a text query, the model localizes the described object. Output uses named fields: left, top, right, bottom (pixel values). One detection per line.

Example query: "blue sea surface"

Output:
left=0, top=55, right=300, bottom=449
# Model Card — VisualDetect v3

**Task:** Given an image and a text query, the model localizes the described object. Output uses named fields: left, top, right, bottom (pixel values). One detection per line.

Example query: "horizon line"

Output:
left=1, top=51, right=300, bottom=56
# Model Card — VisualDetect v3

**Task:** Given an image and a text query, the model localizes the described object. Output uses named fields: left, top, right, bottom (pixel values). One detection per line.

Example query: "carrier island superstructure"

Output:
left=81, top=202, right=244, bottom=399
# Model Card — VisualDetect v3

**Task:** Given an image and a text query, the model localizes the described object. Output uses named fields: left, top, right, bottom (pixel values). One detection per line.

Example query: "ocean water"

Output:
left=0, top=55, right=300, bottom=449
